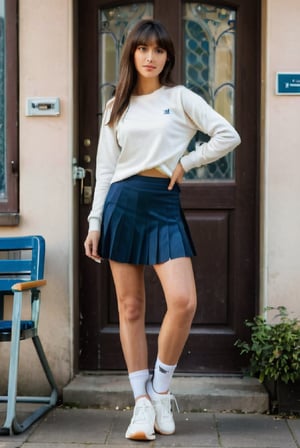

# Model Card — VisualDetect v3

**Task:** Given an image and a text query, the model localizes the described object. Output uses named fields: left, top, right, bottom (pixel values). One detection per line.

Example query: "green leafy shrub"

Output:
left=235, top=306, right=300, bottom=384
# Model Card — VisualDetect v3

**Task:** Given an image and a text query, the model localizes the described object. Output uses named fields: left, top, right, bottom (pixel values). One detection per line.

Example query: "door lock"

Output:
left=81, top=169, right=94, bottom=205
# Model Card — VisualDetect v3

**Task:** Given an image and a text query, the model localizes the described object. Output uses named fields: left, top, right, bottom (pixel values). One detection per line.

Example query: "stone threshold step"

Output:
left=63, top=374, right=269, bottom=413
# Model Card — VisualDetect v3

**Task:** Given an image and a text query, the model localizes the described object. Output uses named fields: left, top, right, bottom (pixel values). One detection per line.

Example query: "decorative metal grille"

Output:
left=0, top=1, right=5, bottom=197
left=183, top=3, right=236, bottom=181
left=98, top=3, right=153, bottom=124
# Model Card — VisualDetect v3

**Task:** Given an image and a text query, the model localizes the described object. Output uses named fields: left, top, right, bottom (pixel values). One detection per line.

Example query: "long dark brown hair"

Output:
left=108, top=19, right=175, bottom=126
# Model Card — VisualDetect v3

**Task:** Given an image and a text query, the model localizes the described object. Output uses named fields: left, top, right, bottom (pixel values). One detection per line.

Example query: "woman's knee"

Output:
left=118, top=295, right=145, bottom=322
left=169, top=292, right=197, bottom=320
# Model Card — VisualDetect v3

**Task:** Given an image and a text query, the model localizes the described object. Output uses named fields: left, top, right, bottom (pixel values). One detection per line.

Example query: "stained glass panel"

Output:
left=98, top=3, right=153, bottom=124
left=0, top=1, right=5, bottom=198
left=183, top=3, right=236, bottom=181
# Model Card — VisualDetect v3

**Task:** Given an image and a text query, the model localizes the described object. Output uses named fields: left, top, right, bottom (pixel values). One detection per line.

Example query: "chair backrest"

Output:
left=0, top=236, right=45, bottom=294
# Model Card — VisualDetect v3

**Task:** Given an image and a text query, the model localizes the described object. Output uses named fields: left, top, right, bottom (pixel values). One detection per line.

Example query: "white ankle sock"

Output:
left=152, top=358, right=177, bottom=393
left=128, top=369, right=150, bottom=400
left=147, top=378, right=162, bottom=399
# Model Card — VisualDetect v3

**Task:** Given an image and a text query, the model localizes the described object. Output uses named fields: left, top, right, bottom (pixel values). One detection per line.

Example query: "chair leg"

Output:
left=0, top=292, right=22, bottom=435
left=9, top=336, right=58, bottom=434
left=32, top=335, right=58, bottom=405
left=0, top=293, right=58, bottom=435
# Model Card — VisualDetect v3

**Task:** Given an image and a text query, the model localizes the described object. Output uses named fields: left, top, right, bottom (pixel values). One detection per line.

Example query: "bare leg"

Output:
left=153, top=257, right=197, bottom=365
left=109, top=261, right=147, bottom=373
left=109, top=261, right=156, bottom=440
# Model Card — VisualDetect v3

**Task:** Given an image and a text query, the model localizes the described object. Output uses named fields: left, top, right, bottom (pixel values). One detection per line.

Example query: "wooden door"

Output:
left=78, top=0, right=260, bottom=373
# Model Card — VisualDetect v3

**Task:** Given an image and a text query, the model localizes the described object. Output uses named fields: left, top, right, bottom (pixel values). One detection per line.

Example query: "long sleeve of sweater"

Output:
left=87, top=85, right=241, bottom=233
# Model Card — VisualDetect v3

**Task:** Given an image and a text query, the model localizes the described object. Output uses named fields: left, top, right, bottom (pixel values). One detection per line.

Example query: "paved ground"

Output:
left=1, top=406, right=300, bottom=448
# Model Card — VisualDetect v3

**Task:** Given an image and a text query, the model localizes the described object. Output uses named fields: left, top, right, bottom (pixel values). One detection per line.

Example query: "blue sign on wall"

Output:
left=276, top=73, right=300, bottom=95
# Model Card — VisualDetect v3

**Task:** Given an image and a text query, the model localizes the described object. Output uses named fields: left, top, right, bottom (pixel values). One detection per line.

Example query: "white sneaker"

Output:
left=146, top=381, right=178, bottom=435
left=125, top=397, right=156, bottom=441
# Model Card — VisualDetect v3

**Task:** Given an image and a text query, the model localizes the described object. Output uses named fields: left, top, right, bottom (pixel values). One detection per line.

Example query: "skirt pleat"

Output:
left=99, top=175, right=196, bottom=265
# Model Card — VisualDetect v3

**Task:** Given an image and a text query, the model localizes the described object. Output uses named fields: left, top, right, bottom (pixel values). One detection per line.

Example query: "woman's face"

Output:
left=133, top=40, right=168, bottom=81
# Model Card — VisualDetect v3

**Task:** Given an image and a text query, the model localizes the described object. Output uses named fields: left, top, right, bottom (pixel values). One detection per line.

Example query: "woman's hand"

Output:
left=168, top=162, right=185, bottom=190
left=84, top=231, right=102, bottom=263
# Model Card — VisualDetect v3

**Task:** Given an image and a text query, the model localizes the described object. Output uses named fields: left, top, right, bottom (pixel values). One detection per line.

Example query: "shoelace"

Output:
left=132, top=402, right=152, bottom=423
left=170, top=393, right=180, bottom=413
left=155, top=392, right=180, bottom=414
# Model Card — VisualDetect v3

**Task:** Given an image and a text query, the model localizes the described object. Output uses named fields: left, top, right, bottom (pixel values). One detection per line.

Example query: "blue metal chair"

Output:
left=0, top=235, right=58, bottom=435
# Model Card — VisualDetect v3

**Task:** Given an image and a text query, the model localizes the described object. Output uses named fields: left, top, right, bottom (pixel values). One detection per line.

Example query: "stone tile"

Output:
left=286, top=418, right=300, bottom=444
left=0, top=404, right=38, bottom=447
left=108, top=411, right=219, bottom=447
left=27, top=408, right=118, bottom=444
left=0, top=432, right=28, bottom=447
left=0, top=443, right=25, bottom=448
left=24, top=445, right=109, bottom=448
left=216, top=413, right=297, bottom=448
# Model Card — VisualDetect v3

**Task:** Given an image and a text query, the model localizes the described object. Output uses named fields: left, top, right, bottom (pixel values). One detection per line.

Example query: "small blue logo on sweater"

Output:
left=163, top=108, right=171, bottom=114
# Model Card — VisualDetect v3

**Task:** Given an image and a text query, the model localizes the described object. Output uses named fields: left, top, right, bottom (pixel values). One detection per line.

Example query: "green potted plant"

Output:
left=235, top=306, right=300, bottom=414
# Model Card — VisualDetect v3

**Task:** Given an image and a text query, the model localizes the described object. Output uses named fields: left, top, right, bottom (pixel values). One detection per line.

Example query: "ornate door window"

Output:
left=0, top=0, right=18, bottom=223
left=183, top=4, right=236, bottom=180
left=0, top=1, right=5, bottom=197
left=98, top=3, right=153, bottom=121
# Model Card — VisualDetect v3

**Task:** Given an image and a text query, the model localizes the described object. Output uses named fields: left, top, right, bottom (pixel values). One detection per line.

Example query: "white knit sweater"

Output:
left=88, top=85, right=241, bottom=232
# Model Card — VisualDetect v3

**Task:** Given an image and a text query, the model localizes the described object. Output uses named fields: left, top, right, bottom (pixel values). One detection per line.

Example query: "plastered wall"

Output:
left=261, top=0, right=300, bottom=317
left=0, top=0, right=75, bottom=394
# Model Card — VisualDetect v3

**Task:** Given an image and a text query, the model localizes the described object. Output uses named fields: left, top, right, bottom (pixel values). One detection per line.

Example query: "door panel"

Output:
left=188, top=211, right=230, bottom=324
left=78, top=0, right=260, bottom=373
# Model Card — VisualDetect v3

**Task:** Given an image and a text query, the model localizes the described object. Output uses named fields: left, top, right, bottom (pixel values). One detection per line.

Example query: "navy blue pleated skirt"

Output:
left=99, top=175, right=196, bottom=265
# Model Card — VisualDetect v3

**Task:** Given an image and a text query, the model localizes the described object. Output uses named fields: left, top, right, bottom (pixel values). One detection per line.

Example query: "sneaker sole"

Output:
left=154, top=424, right=175, bottom=435
left=126, top=431, right=156, bottom=441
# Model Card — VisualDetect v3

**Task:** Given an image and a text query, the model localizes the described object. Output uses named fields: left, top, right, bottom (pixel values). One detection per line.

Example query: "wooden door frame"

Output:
left=77, top=0, right=261, bottom=372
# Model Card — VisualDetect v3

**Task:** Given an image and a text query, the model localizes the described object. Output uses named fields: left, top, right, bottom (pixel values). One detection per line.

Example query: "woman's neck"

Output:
left=134, top=79, right=161, bottom=96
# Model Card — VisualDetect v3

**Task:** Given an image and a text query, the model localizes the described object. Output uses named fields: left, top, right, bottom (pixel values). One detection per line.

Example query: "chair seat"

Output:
left=0, top=320, right=34, bottom=332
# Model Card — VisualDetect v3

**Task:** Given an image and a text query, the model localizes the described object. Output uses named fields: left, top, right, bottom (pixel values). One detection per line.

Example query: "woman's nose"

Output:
left=146, top=52, right=153, bottom=61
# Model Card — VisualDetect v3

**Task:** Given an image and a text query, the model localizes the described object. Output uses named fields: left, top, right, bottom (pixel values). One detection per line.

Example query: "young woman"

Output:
left=84, top=19, right=240, bottom=441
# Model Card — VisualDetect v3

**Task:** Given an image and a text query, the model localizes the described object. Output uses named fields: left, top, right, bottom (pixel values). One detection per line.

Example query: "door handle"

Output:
left=73, top=164, right=85, bottom=181
left=72, top=159, right=94, bottom=205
